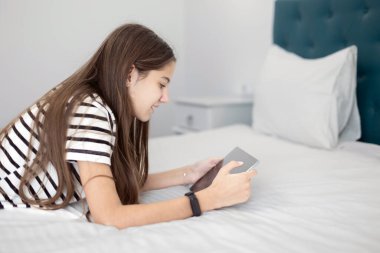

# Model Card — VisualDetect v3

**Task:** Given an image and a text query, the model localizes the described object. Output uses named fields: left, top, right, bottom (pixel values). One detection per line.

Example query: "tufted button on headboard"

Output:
left=273, top=0, right=380, bottom=145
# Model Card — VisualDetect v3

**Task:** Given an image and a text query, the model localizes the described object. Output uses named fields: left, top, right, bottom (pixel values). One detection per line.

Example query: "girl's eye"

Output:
left=160, top=83, right=166, bottom=89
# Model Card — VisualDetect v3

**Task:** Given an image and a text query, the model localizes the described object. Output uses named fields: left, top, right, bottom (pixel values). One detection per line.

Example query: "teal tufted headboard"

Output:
left=273, top=0, right=380, bottom=145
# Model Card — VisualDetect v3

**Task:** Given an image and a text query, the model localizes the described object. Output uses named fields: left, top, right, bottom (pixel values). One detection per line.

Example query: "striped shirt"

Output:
left=0, top=94, right=117, bottom=209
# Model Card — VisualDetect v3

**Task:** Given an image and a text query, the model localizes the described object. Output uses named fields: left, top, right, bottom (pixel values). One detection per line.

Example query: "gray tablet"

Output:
left=190, top=147, right=260, bottom=192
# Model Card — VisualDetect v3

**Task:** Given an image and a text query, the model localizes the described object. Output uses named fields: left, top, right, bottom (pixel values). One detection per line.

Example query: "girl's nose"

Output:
left=160, top=89, right=169, bottom=103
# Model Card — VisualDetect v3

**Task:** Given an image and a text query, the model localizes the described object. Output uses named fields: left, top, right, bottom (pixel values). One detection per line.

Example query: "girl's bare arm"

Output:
left=77, top=160, right=255, bottom=229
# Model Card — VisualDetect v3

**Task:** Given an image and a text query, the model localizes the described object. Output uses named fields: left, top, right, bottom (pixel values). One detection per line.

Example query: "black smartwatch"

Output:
left=185, top=191, right=202, bottom=217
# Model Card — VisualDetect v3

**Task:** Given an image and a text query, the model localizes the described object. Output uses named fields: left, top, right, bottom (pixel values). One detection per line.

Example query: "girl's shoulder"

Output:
left=80, top=94, right=116, bottom=121
left=74, top=94, right=117, bottom=133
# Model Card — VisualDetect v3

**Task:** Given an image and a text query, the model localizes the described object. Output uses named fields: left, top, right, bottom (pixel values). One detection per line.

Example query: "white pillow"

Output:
left=252, top=45, right=360, bottom=149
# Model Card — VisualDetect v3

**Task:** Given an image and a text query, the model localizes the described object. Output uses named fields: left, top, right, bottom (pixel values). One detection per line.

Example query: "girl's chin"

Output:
left=134, top=108, right=154, bottom=122
left=134, top=113, right=151, bottom=122
left=137, top=117, right=150, bottom=122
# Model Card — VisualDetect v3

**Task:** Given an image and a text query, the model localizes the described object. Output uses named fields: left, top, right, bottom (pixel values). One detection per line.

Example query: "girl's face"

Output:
left=127, top=61, right=176, bottom=122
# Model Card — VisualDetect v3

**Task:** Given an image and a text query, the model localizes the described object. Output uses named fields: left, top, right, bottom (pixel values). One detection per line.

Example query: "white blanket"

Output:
left=1, top=125, right=380, bottom=253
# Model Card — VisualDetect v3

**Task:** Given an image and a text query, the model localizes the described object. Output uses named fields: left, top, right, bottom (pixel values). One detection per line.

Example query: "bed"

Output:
left=1, top=0, right=380, bottom=252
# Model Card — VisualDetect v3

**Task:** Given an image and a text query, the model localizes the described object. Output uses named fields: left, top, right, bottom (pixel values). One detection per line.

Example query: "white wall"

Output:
left=183, top=0, right=274, bottom=97
left=0, top=0, right=185, bottom=137
left=0, top=0, right=274, bottom=137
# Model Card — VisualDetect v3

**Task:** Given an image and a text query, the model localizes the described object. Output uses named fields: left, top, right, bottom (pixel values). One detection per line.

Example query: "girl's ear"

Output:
left=126, top=65, right=139, bottom=87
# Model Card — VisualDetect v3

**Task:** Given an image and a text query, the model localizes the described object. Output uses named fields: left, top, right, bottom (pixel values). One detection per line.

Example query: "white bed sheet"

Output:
left=1, top=124, right=380, bottom=253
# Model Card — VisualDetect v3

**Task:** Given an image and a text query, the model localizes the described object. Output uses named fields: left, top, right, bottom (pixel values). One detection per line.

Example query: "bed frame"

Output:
left=273, top=0, right=380, bottom=145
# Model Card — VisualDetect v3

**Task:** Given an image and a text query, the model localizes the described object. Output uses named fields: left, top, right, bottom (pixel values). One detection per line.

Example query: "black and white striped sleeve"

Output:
left=65, top=96, right=117, bottom=166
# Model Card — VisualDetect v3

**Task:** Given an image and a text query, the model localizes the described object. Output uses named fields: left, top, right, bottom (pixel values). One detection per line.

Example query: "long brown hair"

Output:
left=0, top=23, right=175, bottom=209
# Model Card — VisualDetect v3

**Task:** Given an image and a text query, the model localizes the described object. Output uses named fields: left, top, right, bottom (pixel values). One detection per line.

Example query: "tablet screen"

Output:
left=190, top=147, right=259, bottom=192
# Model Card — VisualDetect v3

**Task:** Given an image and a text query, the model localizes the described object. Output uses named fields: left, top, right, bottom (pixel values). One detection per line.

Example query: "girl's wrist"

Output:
left=182, top=166, right=194, bottom=185
left=195, top=189, right=216, bottom=212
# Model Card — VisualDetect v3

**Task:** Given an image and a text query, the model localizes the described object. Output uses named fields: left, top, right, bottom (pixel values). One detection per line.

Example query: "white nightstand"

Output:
left=172, top=96, right=253, bottom=134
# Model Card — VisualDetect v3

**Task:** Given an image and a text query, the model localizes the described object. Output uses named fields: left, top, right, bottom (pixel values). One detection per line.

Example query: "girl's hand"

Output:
left=186, top=157, right=222, bottom=184
left=197, top=161, right=257, bottom=211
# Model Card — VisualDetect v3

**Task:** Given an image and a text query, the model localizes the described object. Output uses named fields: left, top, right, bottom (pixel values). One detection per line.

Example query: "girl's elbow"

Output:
left=90, top=206, right=127, bottom=229
left=92, top=205, right=133, bottom=229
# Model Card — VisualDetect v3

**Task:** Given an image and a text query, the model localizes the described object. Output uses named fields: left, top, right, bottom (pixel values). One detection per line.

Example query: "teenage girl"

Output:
left=0, top=23, right=257, bottom=229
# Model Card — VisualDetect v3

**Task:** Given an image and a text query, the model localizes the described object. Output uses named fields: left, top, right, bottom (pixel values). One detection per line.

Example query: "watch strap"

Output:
left=185, top=191, right=202, bottom=216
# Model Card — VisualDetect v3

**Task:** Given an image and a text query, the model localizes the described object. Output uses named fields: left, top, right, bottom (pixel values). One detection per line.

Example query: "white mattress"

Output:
left=1, top=124, right=380, bottom=253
